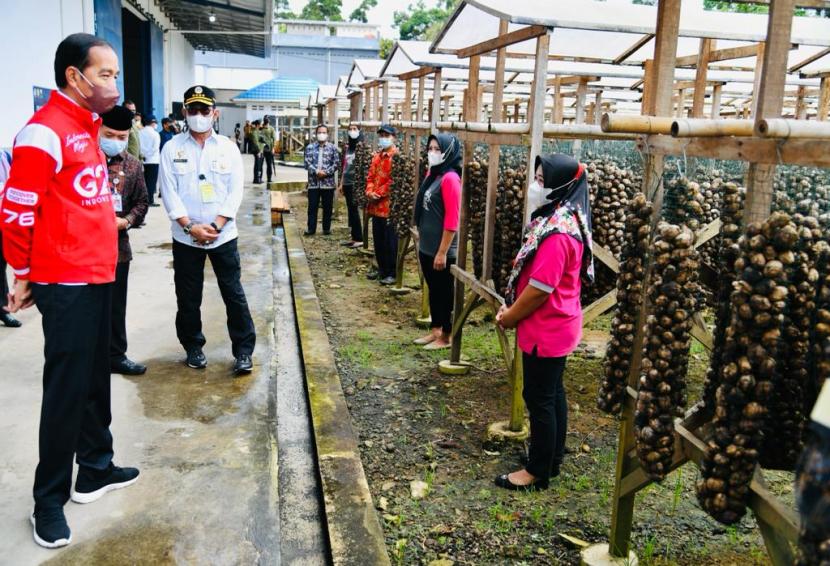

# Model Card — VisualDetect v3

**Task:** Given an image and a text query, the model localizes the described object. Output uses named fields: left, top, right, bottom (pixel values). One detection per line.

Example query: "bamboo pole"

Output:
left=671, top=118, right=756, bottom=137
left=758, top=118, right=830, bottom=139
left=601, top=114, right=675, bottom=135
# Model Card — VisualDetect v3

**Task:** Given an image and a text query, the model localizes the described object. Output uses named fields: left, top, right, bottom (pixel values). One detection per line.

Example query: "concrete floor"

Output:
left=0, top=158, right=310, bottom=565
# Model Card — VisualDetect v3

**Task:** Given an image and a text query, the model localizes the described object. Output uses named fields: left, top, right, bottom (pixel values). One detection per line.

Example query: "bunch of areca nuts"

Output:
left=597, top=193, right=653, bottom=415
left=389, top=151, right=416, bottom=239
left=634, top=222, right=700, bottom=481
left=352, top=141, right=373, bottom=210
left=697, top=212, right=796, bottom=525
left=493, top=160, right=528, bottom=295
left=467, top=147, right=489, bottom=279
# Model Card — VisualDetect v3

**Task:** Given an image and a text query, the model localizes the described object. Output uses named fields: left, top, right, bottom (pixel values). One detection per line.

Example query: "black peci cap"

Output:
left=184, top=85, right=216, bottom=107
left=101, top=105, right=135, bottom=131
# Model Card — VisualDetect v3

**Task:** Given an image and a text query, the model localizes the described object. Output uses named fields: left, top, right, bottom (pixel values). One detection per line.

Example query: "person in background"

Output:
left=159, top=117, right=175, bottom=150
left=100, top=105, right=149, bottom=376
left=2, top=33, right=139, bottom=549
left=337, top=123, right=364, bottom=248
left=365, top=124, right=399, bottom=285
left=260, top=117, right=276, bottom=185
left=247, top=119, right=263, bottom=184
left=139, top=114, right=161, bottom=207
left=234, top=122, right=242, bottom=151
left=493, top=154, right=593, bottom=491
left=303, top=123, right=339, bottom=236
left=243, top=120, right=252, bottom=154
left=123, top=100, right=142, bottom=160
left=0, top=148, right=21, bottom=327
left=160, top=85, right=255, bottom=375
left=413, top=134, right=462, bottom=350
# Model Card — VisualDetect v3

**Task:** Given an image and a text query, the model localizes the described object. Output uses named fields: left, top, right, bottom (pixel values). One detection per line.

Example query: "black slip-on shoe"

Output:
left=30, top=507, right=71, bottom=548
left=186, top=348, right=208, bottom=369
left=111, top=358, right=147, bottom=375
left=233, top=354, right=253, bottom=375
left=1, top=312, right=22, bottom=328
left=71, top=465, right=140, bottom=504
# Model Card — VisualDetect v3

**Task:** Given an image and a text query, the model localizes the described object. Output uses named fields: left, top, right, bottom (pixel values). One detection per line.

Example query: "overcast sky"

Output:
left=286, top=0, right=448, bottom=39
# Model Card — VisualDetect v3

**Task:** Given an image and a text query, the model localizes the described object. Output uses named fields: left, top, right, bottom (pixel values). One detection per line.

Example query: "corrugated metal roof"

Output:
left=233, top=76, right=320, bottom=102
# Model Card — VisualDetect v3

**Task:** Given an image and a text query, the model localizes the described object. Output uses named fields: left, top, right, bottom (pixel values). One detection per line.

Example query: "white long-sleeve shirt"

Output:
left=160, top=130, right=244, bottom=249
left=139, top=126, right=161, bottom=164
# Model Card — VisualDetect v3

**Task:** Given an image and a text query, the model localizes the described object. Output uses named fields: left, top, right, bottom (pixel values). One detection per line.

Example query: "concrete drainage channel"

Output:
left=273, top=215, right=390, bottom=565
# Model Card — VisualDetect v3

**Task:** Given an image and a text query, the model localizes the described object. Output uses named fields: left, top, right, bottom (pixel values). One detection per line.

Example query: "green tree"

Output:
left=273, top=0, right=296, bottom=19
left=379, top=37, right=394, bottom=59
left=300, top=0, right=343, bottom=21
left=393, top=0, right=458, bottom=41
left=349, top=0, right=378, bottom=22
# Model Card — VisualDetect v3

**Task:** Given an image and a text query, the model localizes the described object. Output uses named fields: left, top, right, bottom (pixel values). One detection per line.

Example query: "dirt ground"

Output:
left=291, top=193, right=792, bottom=566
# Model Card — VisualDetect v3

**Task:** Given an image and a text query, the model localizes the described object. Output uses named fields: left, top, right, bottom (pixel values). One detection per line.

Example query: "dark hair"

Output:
left=54, top=33, right=113, bottom=88
left=124, top=99, right=135, bottom=106
left=315, top=123, right=328, bottom=134
left=263, top=117, right=270, bottom=125
left=235, top=122, right=240, bottom=127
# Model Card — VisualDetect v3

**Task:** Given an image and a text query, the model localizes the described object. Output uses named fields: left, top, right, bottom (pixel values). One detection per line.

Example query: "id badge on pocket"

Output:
left=200, top=181, right=217, bottom=203
left=112, top=192, right=123, bottom=212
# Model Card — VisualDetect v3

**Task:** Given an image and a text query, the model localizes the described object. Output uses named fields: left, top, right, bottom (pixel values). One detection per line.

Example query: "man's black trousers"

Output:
left=263, top=150, right=274, bottom=183
left=143, top=163, right=159, bottom=204
left=253, top=154, right=264, bottom=183
left=0, top=231, right=8, bottom=299
left=32, top=283, right=115, bottom=510
left=172, top=238, right=256, bottom=358
left=372, top=216, right=398, bottom=279
left=342, top=184, right=363, bottom=242
left=110, top=261, right=130, bottom=363
left=307, top=188, right=334, bottom=234
left=418, top=251, right=456, bottom=334
left=523, top=352, right=568, bottom=481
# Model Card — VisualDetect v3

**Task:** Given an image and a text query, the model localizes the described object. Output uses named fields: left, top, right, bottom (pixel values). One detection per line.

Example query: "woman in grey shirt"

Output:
left=338, top=123, right=364, bottom=247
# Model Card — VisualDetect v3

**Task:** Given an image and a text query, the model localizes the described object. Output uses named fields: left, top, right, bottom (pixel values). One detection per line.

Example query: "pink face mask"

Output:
left=72, top=67, right=120, bottom=114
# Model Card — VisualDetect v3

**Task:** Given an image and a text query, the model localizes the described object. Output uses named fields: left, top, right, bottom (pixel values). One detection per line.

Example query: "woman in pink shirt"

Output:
left=412, top=134, right=462, bottom=350
left=494, top=154, right=594, bottom=491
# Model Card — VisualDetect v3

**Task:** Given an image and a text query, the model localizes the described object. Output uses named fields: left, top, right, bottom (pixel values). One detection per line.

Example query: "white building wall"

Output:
left=0, top=0, right=95, bottom=146
left=194, top=66, right=276, bottom=92
left=165, top=31, right=196, bottom=113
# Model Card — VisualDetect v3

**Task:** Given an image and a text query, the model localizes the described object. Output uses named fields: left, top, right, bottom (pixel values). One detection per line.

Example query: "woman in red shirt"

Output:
left=494, top=154, right=594, bottom=491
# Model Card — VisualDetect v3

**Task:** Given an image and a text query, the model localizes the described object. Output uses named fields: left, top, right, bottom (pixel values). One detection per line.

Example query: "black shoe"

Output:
left=233, top=354, right=253, bottom=375
left=366, top=270, right=379, bottom=280
left=1, top=312, right=22, bottom=328
left=323, top=230, right=332, bottom=236
left=111, top=358, right=147, bottom=375
left=380, top=276, right=396, bottom=286
left=340, top=240, right=355, bottom=247
left=494, top=473, right=549, bottom=492
left=186, top=348, right=207, bottom=369
left=30, top=507, right=71, bottom=548
left=71, top=465, right=140, bottom=504
left=303, top=230, right=316, bottom=236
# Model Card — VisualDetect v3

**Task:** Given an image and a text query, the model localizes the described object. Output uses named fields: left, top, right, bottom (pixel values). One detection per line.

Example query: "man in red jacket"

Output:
left=1, top=33, right=139, bottom=549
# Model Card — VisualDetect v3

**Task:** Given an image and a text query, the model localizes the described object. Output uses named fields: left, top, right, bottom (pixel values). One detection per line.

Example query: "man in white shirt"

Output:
left=139, top=114, right=161, bottom=206
left=160, top=85, right=255, bottom=375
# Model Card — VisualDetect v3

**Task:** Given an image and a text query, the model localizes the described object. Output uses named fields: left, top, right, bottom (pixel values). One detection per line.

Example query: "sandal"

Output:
left=423, top=340, right=451, bottom=350
left=413, top=335, right=437, bottom=345
left=494, top=473, right=549, bottom=492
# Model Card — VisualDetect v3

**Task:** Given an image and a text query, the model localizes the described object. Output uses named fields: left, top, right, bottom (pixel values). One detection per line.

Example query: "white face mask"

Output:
left=525, top=180, right=553, bottom=224
left=186, top=113, right=214, bottom=133
left=427, top=150, right=444, bottom=167
left=317, top=133, right=328, bottom=142
left=348, top=130, right=359, bottom=139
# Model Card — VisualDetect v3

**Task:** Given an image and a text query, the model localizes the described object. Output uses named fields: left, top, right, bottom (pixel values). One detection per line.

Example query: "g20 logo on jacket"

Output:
left=73, top=165, right=111, bottom=205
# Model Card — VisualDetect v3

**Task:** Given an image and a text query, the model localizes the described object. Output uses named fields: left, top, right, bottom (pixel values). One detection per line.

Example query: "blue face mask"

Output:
left=99, top=137, right=127, bottom=157
left=378, top=137, right=393, bottom=149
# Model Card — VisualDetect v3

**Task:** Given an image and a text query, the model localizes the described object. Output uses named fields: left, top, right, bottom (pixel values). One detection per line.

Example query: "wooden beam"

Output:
left=746, top=0, right=795, bottom=225
left=582, top=289, right=618, bottom=327
left=819, top=77, right=830, bottom=121
left=788, top=46, right=830, bottom=74
left=751, top=42, right=766, bottom=119
left=546, top=75, right=599, bottom=86
left=456, top=25, right=548, bottom=59
left=614, top=33, right=655, bottom=65
left=381, top=80, right=389, bottom=123
left=553, top=77, right=564, bottom=124
left=430, top=69, right=442, bottom=134
left=711, top=83, right=723, bottom=118
left=693, top=39, right=715, bottom=118
left=398, top=66, right=439, bottom=81
left=674, top=42, right=794, bottom=67
left=573, top=77, right=588, bottom=157
left=728, top=0, right=830, bottom=8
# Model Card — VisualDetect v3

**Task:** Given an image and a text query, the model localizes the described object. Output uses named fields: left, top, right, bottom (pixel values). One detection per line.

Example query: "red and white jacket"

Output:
left=1, top=91, right=117, bottom=284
